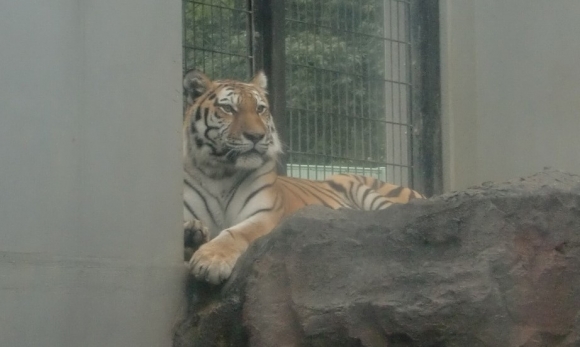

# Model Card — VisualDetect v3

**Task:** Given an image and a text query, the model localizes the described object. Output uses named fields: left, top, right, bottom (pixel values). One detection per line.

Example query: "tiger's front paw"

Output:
left=188, top=234, right=244, bottom=285
left=184, top=219, right=210, bottom=261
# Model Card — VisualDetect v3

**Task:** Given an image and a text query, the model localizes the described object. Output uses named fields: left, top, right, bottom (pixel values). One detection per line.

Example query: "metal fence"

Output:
left=182, top=0, right=441, bottom=195
left=182, top=0, right=253, bottom=80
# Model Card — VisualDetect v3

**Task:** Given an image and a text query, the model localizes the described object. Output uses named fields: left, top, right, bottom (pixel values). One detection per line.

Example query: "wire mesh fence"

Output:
left=182, top=0, right=253, bottom=80
left=182, top=0, right=439, bottom=191
left=284, top=0, right=412, bottom=185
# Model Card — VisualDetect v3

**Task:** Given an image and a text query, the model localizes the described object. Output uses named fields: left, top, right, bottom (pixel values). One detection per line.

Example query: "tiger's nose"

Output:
left=243, top=131, right=265, bottom=144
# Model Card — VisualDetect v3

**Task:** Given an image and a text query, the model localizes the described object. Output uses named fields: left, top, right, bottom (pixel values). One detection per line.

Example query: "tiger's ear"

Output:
left=250, top=70, right=267, bottom=90
left=183, top=70, right=213, bottom=105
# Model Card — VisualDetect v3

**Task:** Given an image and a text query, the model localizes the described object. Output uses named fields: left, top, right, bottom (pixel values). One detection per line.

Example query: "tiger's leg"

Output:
left=183, top=219, right=210, bottom=261
left=188, top=213, right=280, bottom=284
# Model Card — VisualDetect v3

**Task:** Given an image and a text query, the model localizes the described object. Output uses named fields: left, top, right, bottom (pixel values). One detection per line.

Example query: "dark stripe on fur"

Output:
left=224, top=170, right=256, bottom=211
left=353, top=175, right=365, bottom=184
left=361, top=187, right=372, bottom=206
left=303, top=180, right=348, bottom=208
left=184, top=201, right=198, bottom=220
left=282, top=180, right=333, bottom=208
left=326, top=180, right=352, bottom=207
left=245, top=194, right=282, bottom=219
left=375, top=199, right=391, bottom=210
left=280, top=182, right=310, bottom=206
left=386, top=186, right=404, bottom=197
left=369, top=194, right=383, bottom=210
left=347, top=181, right=360, bottom=209
left=242, top=183, right=273, bottom=208
left=184, top=179, right=218, bottom=226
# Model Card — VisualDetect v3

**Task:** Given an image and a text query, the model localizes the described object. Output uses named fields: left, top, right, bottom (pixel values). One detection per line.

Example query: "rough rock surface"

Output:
left=173, top=170, right=580, bottom=347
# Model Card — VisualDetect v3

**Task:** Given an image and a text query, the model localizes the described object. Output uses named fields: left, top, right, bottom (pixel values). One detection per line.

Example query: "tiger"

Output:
left=182, top=70, right=424, bottom=284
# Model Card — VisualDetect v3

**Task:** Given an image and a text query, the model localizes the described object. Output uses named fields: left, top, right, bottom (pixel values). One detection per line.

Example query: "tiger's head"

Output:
left=183, top=70, right=282, bottom=178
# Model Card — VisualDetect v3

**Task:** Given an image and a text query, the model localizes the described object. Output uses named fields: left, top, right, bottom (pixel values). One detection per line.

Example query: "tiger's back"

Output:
left=276, top=173, right=424, bottom=217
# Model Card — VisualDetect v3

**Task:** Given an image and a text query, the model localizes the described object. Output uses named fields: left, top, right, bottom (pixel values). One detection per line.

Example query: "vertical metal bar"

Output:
left=360, top=71, right=365, bottom=175
left=409, top=0, right=422, bottom=192
left=227, top=5, right=232, bottom=75
left=254, top=0, right=287, bottom=175
left=182, top=0, right=189, bottom=115
left=248, top=0, right=256, bottom=75
left=219, top=6, right=223, bottom=74
left=287, top=61, right=293, bottom=170
left=252, top=0, right=263, bottom=73
left=182, top=0, right=187, bottom=71
left=314, top=6, right=318, bottom=174
left=397, top=1, right=403, bottom=185
left=351, top=3, right=357, bottom=169
left=330, top=70, right=334, bottom=162
left=209, top=4, right=214, bottom=76
left=219, top=7, right=225, bottom=75
left=367, top=73, right=372, bottom=175
left=410, top=0, right=442, bottom=196
left=359, top=0, right=365, bottom=175
left=389, top=0, right=395, bottom=183
left=322, top=69, right=327, bottom=176
left=405, top=0, right=413, bottom=187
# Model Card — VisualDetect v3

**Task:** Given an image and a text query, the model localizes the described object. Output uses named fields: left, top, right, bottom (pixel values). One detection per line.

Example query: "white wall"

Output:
left=0, top=1, right=185, bottom=346
left=441, top=0, right=580, bottom=191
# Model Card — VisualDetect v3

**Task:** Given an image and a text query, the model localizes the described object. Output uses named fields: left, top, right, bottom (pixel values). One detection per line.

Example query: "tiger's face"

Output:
left=183, top=70, right=282, bottom=177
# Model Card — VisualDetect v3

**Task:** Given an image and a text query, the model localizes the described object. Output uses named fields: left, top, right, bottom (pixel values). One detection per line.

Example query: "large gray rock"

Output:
left=173, top=170, right=580, bottom=347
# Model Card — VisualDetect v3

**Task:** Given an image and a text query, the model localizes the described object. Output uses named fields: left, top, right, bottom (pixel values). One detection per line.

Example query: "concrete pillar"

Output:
left=0, top=0, right=185, bottom=345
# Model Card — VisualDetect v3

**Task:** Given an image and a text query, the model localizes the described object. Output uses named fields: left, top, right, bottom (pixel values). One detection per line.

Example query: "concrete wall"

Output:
left=0, top=1, right=185, bottom=346
left=441, top=0, right=580, bottom=191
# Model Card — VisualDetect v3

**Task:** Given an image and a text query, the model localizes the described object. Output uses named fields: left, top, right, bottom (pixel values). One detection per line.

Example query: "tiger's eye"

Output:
left=256, top=105, right=266, bottom=113
left=220, top=105, right=234, bottom=114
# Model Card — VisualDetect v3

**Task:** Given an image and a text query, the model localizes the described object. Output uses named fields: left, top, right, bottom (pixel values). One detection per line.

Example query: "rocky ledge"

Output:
left=174, top=170, right=580, bottom=347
